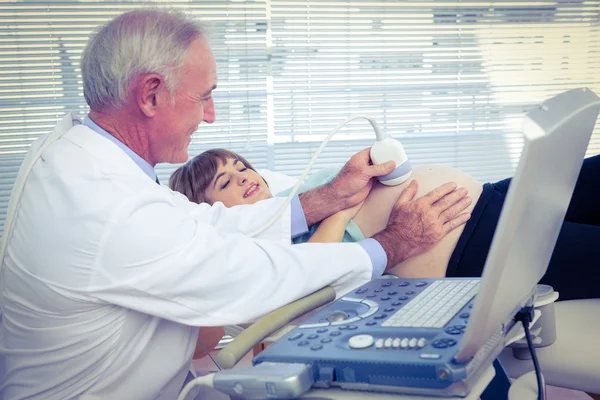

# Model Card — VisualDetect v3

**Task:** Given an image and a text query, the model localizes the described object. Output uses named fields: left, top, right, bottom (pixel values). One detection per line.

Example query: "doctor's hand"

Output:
left=329, top=148, right=396, bottom=208
left=372, top=180, right=472, bottom=270
left=299, top=148, right=394, bottom=227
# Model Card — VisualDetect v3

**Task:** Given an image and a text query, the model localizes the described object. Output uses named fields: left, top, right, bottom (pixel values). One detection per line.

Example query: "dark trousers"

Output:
left=448, top=154, right=600, bottom=301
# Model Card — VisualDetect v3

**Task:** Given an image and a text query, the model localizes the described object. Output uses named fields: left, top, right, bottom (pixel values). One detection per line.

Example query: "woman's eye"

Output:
left=221, top=180, right=230, bottom=190
left=240, top=168, right=247, bottom=172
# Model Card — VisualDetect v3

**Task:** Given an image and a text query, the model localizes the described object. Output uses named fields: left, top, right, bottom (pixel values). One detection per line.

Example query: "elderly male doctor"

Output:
left=0, top=9, right=472, bottom=400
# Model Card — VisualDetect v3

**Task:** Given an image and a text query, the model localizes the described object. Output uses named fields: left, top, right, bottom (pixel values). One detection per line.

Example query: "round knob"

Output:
left=348, top=334, right=374, bottom=349
left=327, top=311, right=349, bottom=322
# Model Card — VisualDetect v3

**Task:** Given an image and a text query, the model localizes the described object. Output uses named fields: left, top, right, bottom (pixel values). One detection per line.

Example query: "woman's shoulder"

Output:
left=275, top=167, right=342, bottom=197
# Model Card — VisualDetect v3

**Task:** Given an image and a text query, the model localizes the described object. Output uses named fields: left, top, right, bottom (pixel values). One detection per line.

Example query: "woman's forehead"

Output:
left=218, top=156, right=243, bottom=168
left=219, top=156, right=240, bottom=167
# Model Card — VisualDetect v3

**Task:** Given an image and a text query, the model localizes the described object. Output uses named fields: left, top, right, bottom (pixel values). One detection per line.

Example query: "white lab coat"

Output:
left=0, top=114, right=374, bottom=400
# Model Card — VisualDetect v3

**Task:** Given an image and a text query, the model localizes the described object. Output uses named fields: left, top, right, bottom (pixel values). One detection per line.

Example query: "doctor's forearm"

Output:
left=372, top=229, right=418, bottom=272
left=298, top=184, right=346, bottom=227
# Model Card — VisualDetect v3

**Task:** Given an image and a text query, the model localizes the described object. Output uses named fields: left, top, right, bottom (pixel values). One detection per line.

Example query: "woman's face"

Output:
left=204, top=157, right=272, bottom=207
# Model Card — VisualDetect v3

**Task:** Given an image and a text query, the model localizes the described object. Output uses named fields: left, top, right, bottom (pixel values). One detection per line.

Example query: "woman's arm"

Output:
left=307, top=202, right=364, bottom=243
left=306, top=213, right=352, bottom=243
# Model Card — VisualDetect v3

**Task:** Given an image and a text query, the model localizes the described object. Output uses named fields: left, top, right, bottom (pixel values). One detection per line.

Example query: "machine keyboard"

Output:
left=381, top=280, right=479, bottom=328
left=254, top=278, right=484, bottom=393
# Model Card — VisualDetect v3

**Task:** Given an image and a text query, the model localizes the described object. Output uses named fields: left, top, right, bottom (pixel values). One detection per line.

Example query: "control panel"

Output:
left=253, top=278, right=479, bottom=392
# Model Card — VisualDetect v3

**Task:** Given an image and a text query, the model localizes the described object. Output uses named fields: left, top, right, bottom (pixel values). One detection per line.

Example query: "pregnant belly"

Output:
left=353, top=165, right=483, bottom=278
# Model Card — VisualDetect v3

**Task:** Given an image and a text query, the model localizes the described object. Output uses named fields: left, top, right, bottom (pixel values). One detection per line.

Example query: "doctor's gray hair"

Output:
left=81, top=9, right=207, bottom=111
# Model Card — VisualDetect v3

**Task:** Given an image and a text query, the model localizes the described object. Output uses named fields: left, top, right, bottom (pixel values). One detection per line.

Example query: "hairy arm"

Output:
left=298, top=149, right=395, bottom=226
left=298, top=185, right=346, bottom=227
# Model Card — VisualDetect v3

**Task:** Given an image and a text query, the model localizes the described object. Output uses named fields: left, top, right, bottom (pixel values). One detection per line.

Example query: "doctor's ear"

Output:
left=137, top=73, right=167, bottom=117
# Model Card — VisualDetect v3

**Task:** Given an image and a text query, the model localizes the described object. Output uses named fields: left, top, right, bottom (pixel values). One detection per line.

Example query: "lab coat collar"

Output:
left=83, top=115, right=158, bottom=183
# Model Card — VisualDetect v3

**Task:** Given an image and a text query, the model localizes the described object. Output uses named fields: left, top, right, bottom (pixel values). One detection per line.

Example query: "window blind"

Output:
left=0, top=0, right=599, bottom=237
left=0, top=1, right=269, bottom=234
left=269, top=0, right=600, bottom=182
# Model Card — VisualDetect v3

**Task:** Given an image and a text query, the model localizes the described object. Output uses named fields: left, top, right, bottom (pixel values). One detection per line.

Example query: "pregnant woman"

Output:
left=170, top=148, right=600, bottom=302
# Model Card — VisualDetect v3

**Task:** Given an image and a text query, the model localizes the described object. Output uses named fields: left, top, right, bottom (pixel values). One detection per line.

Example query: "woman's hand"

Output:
left=334, top=200, right=365, bottom=222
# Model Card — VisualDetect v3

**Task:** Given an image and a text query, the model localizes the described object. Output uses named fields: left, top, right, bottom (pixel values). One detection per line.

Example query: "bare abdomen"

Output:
left=352, top=165, right=483, bottom=278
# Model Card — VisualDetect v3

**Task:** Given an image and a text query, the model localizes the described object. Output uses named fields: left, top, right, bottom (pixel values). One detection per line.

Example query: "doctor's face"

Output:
left=204, top=157, right=272, bottom=207
left=152, top=38, right=217, bottom=164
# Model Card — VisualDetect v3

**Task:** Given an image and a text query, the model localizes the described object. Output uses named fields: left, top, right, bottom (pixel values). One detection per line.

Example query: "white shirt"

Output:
left=0, top=114, right=374, bottom=400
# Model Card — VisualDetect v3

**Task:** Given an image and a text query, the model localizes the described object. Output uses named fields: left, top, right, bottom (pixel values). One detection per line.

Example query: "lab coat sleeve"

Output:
left=88, top=191, right=374, bottom=326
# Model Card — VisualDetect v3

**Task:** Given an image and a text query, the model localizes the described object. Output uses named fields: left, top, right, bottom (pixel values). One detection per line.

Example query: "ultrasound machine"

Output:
left=181, top=87, right=600, bottom=400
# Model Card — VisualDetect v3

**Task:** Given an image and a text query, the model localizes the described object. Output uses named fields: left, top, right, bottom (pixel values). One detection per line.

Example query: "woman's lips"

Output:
left=244, top=183, right=260, bottom=198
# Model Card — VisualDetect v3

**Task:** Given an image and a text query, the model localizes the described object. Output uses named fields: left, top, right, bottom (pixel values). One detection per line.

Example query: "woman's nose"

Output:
left=237, top=173, right=247, bottom=185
